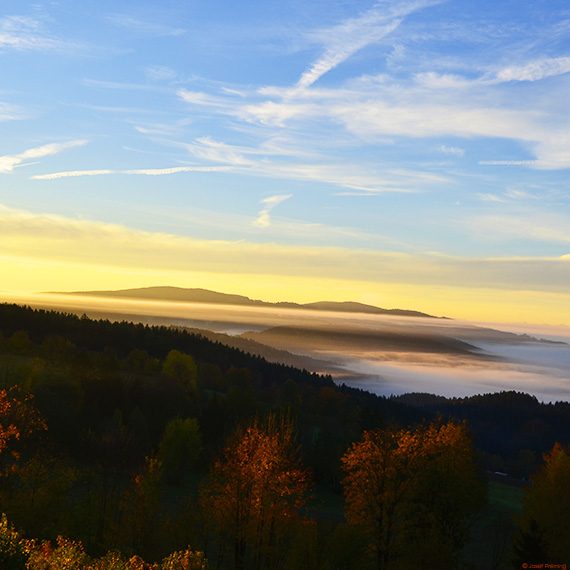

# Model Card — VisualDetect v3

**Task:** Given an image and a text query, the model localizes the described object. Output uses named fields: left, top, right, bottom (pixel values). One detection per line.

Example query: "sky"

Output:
left=1, top=0, right=569, bottom=324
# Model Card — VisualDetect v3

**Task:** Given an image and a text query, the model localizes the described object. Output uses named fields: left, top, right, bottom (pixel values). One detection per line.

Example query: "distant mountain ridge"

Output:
left=60, top=286, right=442, bottom=318
left=242, top=325, right=479, bottom=356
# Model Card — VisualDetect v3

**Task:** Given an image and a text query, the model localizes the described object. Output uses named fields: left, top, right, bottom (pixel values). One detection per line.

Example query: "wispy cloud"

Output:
left=106, top=14, right=185, bottom=37
left=331, top=98, right=569, bottom=169
left=177, top=89, right=231, bottom=108
left=31, top=165, right=229, bottom=180
left=504, top=188, right=536, bottom=200
left=123, top=166, right=229, bottom=176
left=183, top=136, right=444, bottom=193
left=31, top=151, right=426, bottom=193
left=144, top=65, right=177, bottom=82
left=439, top=144, right=465, bottom=157
left=477, top=187, right=539, bottom=204
left=0, top=140, right=88, bottom=174
left=186, top=137, right=257, bottom=166
left=414, top=56, right=570, bottom=87
left=414, top=72, right=473, bottom=89
left=0, top=15, right=61, bottom=51
left=495, top=56, right=570, bottom=83
left=31, top=169, right=114, bottom=180
left=254, top=194, right=292, bottom=228
left=470, top=213, right=570, bottom=245
left=239, top=100, right=317, bottom=127
left=297, top=0, right=441, bottom=89
left=477, top=193, right=506, bottom=203
left=0, top=101, right=26, bottom=122
left=77, top=103, right=168, bottom=115
left=82, top=78, right=167, bottom=92
left=133, top=117, right=193, bottom=136
left=479, top=160, right=538, bottom=167
left=334, top=100, right=540, bottom=141
left=175, top=63, right=570, bottom=169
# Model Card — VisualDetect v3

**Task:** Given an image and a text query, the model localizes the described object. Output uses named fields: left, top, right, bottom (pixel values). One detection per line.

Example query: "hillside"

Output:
left=177, top=325, right=344, bottom=375
left=242, top=324, right=481, bottom=356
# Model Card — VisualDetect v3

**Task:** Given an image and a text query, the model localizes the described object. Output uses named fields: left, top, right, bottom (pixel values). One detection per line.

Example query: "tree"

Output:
left=41, top=335, right=75, bottom=363
left=514, top=443, right=570, bottom=565
left=7, top=331, right=32, bottom=354
left=406, top=421, right=485, bottom=565
left=158, top=418, right=202, bottom=484
left=162, top=351, right=198, bottom=395
left=124, top=349, right=157, bottom=374
left=201, top=416, right=309, bottom=570
left=341, top=421, right=483, bottom=570
left=1, top=453, right=78, bottom=539
left=0, top=514, right=28, bottom=569
left=0, top=387, right=46, bottom=469
left=225, top=368, right=256, bottom=422
left=341, top=426, right=420, bottom=569
left=114, top=456, right=163, bottom=559
left=26, top=536, right=90, bottom=570
left=0, top=390, right=20, bottom=457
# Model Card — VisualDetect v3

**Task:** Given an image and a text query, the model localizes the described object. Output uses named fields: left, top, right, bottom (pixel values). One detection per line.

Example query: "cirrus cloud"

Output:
left=253, top=194, right=293, bottom=228
left=0, top=140, right=88, bottom=174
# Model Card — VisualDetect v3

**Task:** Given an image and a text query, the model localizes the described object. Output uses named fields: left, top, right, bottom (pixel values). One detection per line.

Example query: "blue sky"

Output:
left=1, top=0, right=570, bottom=322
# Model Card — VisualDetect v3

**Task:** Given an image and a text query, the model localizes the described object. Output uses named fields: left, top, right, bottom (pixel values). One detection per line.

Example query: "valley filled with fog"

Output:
left=7, top=292, right=570, bottom=403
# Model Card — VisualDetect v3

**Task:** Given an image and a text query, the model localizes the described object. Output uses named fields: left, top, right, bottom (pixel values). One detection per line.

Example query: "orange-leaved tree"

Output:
left=341, top=421, right=484, bottom=570
left=0, top=386, right=46, bottom=468
left=0, top=389, right=20, bottom=457
left=201, top=415, right=310, bottom=570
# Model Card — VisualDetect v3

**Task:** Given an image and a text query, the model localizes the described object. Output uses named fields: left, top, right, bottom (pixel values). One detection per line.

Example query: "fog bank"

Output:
left=3, top=293, right=569, bottom=402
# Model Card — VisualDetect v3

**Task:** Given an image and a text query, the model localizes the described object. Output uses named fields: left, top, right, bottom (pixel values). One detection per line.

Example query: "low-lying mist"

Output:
left=5, top=292, right=570, bottom=402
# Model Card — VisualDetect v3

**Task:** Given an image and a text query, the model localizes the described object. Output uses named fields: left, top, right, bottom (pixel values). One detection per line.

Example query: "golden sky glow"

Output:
left=1, top=205, right=569, bottom=326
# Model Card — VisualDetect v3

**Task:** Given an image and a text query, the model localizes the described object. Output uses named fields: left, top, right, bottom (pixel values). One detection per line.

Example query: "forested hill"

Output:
left=1, top=303, right=568, bottom=477
left=0, top=302, right=421, bottom=453
left=62, top=285, right=441, bottom=318
left=1, top=302, right=568, bottom=477
left=0, top=302, right=332, bottom=387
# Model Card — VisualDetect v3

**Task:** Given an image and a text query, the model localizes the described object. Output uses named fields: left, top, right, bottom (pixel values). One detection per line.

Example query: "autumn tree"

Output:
left=0, top=513, right=28, bottom=569
left=0, top=390, right=20, bottom=458
left=341, top=426, right=422, bottom=569
left=201, top=416, right=310, bottom=570
left=0, top=387, right=46, bottom=470
left=513, top=442, right=570, bottom=565
left=341, top=421, right=484, bottom=570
